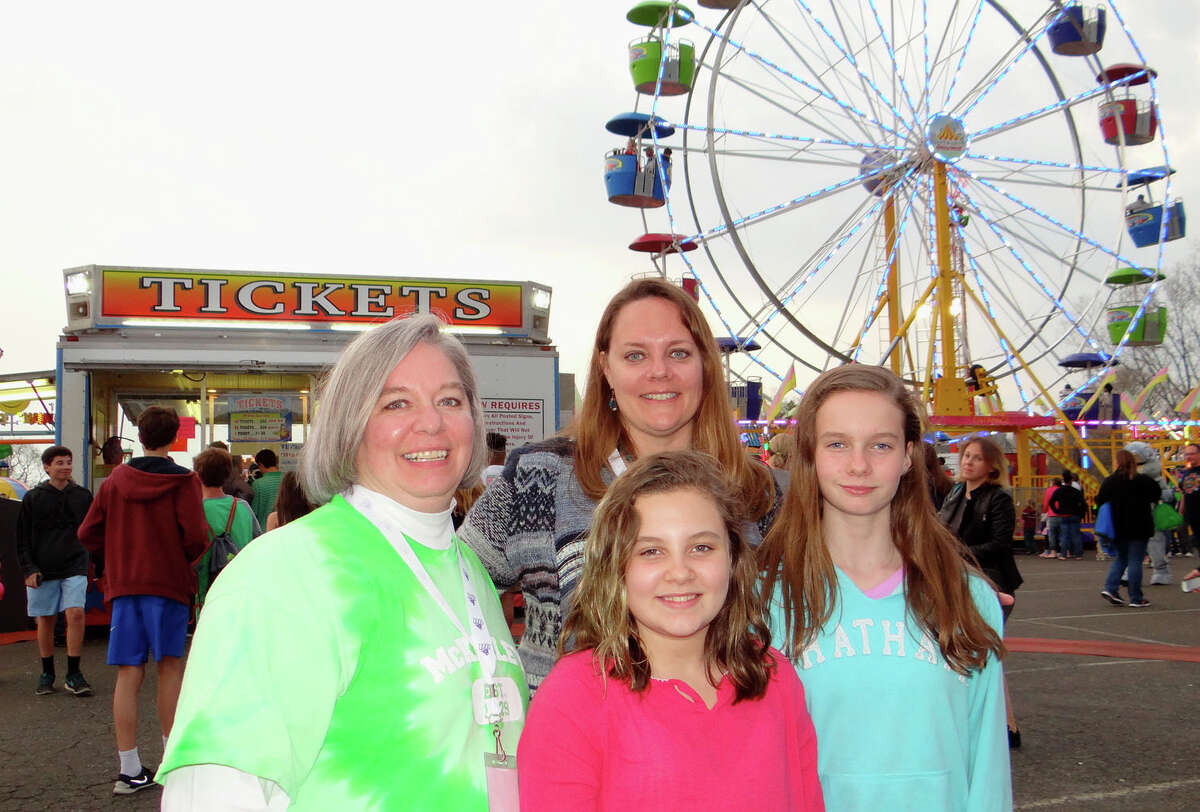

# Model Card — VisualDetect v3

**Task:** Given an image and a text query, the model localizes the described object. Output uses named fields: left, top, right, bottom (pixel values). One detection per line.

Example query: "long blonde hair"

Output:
left=758, top=365, right=1004, bottom=675
left=562, top=450, right=773, bottom=702
left=571, top=278, right=774, bottom=520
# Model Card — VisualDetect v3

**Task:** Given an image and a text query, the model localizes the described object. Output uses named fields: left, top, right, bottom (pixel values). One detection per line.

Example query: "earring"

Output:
left=608, top=395, right=618, bottom=412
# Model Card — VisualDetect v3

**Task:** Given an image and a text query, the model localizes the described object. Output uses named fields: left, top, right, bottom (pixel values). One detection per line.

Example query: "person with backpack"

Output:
left=193, top=448, right=261, bottom=613
left=1049, top=471, right=1087, bottom=560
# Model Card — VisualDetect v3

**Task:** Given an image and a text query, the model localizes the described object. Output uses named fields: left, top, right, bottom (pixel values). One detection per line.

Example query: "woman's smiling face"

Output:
left=601, top=296, right=704, bottom=456
left=354, top=342, right=475, bottom=512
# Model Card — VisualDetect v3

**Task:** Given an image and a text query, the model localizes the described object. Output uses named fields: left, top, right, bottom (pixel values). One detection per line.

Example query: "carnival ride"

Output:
left=602, top=1, right=1186, bottom=496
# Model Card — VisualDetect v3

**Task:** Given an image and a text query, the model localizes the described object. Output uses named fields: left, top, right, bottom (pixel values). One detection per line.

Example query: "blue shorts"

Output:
left=107, top=595, right=189, bottom=666
left=26, top=575, right=88, bottom=617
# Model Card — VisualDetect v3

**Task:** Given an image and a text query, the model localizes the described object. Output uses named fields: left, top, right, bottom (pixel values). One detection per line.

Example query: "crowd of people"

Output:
left=12, top=276, right=1200, bottom=809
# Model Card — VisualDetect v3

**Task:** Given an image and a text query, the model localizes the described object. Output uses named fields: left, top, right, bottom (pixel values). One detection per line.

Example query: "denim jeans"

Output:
left=1060, top=515, right=1083, bottom=557
left=1047, top=516, right=1065, bottom=555
left=1105, top=538, right=1149, bottom=603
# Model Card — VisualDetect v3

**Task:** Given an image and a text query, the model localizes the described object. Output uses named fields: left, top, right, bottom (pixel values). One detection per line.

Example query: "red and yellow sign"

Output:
left=100, top=269, right=524, bottom=327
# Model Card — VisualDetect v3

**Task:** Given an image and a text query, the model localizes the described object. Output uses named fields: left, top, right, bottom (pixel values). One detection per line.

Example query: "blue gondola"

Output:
left=1119, top=166, right=1186, bottom=248
left=603, top=113, right=675, bottom=208
left=1058, top=352, right=1116, bottom=370
left=1047, top=5, right=1106, bottom=56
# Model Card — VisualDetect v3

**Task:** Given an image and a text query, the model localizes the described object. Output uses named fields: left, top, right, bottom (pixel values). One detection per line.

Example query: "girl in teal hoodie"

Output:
left=760, top=365, right=1011, bottom=811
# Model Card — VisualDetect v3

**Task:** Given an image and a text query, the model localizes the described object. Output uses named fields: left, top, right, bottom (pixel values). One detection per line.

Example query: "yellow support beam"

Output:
left=884, top=195, right=902, bottom=376
left=931, top=161, right=972, bottom=415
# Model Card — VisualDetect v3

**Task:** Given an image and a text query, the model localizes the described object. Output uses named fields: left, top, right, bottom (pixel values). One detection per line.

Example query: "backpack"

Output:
left=1051, top=485, right=1087, bottom=518
left=207, top=501, right=241, bottom=583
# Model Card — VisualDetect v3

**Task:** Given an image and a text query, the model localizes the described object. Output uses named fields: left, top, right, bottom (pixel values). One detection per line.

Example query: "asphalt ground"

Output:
left=1, top=552, right=1198, bottom=811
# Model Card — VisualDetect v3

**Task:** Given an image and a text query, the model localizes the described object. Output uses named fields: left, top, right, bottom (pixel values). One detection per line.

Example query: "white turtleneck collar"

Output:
left=343, top=484, right=455, bottom=551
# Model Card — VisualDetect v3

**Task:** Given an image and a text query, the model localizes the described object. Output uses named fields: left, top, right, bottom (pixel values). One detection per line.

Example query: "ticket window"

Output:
left=92, top=387, right=311, bottom=488
left=204, top=390, right=311, bottom=473
left=91, top=395, right=208, bottom=489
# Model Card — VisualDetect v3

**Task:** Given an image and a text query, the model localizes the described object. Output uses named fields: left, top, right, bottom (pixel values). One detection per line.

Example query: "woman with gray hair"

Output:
left=158, top=314, right=527, bottom=810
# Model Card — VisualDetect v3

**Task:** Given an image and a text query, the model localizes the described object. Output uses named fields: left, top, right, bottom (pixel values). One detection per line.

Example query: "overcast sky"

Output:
left=1, top=1, right=1196, bottom=401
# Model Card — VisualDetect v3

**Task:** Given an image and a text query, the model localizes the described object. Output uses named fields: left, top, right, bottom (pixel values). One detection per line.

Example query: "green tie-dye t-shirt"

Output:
left=159, top=495, right=527, bottom=810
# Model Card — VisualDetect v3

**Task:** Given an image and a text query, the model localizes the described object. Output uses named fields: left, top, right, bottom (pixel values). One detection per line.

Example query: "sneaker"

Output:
left=113, top=766, right=156, bottom=795
left=1100, top=590, right=1124, bottom=606
left=64, top=672, right=93, bottom=697
left=35, top=673, right=55, bottom=695
left=1128, top=599, right=1151, bottom=608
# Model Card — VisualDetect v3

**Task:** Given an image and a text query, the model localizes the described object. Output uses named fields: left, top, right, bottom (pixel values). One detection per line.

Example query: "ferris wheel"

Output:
left=605, top=1, right=1183, bottom=419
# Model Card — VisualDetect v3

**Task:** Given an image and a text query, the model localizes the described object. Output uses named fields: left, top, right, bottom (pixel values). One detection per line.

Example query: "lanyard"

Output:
left=394, top=533, right=498, bottom=687
left=607, top=448, right=628, bottom=478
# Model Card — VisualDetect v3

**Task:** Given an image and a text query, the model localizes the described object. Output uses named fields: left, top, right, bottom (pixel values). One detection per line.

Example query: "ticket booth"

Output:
left=56, top=265, right=562, bottom=489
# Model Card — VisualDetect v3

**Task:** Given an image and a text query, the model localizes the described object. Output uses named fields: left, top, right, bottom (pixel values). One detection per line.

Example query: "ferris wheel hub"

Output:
left=926, top=114, right=969, bottom=163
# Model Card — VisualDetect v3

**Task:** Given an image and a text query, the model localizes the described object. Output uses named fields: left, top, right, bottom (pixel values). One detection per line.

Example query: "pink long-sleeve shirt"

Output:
left=517, top=647, right=824, bottom=812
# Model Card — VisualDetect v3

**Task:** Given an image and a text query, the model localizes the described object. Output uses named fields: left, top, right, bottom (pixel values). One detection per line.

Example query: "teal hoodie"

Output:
left=770, top=568, right=1011, bottom=811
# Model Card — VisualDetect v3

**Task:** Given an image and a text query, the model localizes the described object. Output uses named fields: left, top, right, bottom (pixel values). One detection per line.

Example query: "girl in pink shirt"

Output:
left=518, top=450, right=823, bottom=811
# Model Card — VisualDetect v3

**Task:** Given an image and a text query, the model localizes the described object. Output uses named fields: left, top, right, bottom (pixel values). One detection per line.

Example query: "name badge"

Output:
left=472, top=677, right=523, bottom=726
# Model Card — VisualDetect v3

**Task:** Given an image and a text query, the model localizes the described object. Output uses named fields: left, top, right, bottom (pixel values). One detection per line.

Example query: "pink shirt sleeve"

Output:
left=772, top=648, right=826, bottom=811
left=518, top=653, right=605, bottom=812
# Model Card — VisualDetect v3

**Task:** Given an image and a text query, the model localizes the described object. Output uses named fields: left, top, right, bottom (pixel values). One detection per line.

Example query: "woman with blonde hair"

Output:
left=461, top=277, right=786, bottom=692
left=761, top=365, right=1010, bottom=809
left=519, top=451, right=822, bottom=810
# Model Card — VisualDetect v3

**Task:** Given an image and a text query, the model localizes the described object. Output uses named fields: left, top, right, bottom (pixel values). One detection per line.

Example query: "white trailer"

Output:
left=55, top=265, right=562, bottom=487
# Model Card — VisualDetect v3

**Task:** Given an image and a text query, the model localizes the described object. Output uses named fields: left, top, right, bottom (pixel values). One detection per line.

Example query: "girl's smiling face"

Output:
left=624, top=488, right=732, bottom=658
left=813, top=389, right=912, bottom=522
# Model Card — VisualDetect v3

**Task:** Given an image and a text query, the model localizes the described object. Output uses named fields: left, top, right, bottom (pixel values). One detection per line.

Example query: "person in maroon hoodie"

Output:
left=78, top=406, right=207, bottom=796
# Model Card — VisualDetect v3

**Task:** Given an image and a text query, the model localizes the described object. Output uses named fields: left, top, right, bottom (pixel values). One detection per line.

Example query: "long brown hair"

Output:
left=561, top=450, right=773, bottom=702
left=922, top=441, right=952, bottom=504
left=1115, top=448, right=1138, bottom=479
left=274, top=471, right=313, bottom=526
left=571, top=277, right=773, bottom=520
left=758, top=365, right=1004, bottom=675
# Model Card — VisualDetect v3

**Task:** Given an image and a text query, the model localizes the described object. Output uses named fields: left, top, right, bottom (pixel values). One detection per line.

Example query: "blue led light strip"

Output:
left=863, top=0, right=922, bottom=126
left=951, top=179, right=1120, bottom=411
left=955, top=228, right=1036, bottom=412
left=681, top=156, right=909, bottom=246
left=960, top=168, right=1147, bottom=273
left=953, top=179, right=1104, bottom=353
left=678, top=7, right=911, bottom=143
left=957, top=6, right=1063, bottom=120
left=792, top=0, right=916, bottom=141
left=941, top=1, right=984, bottom=111
left=852, top=182, right=925, bottom=360
left=739, top=190, right=892, bottom=350
left=666, top=121, right=899, bottom=153
left=971, top=70, right=1143, bottom=142
left=961, top=152, right=1119, bottom=175
left=732, top=161, right=923, bottom=343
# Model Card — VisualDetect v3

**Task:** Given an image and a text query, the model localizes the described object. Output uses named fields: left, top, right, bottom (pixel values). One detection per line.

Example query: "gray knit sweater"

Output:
left=458, top=436, right=789, bottom=692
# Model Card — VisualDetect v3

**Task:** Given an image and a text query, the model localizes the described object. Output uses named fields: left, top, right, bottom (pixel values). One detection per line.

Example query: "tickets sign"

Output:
left=99, top=269, right=524, bottom=326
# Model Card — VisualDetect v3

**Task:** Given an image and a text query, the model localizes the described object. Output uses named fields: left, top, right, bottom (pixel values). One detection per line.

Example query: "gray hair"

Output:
left=302, top=313, right=487, bottom=505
